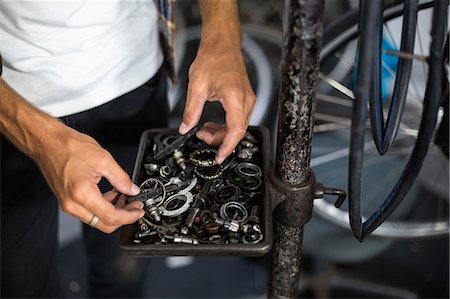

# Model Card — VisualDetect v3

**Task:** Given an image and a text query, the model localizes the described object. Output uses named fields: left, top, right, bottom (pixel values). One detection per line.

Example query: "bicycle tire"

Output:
left=314, top=0, right=449, bottom=239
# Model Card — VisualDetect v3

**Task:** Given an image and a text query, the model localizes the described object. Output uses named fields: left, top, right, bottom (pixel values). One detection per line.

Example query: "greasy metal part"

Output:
left=189, top=148, right=218, bottom=167
left=173, top=235, right=199, bottom=245
left=137, top=218, right=149, bottom=232
left=121, top=126, right=272, bottom=254
left=214, top=216, right=240, bottom=232
left=214, top=185, right=241, bottom=204
left=159, top=192, right=193, bottom=217
left=237, top=147, right=259, bottom=160
left=236, top=162, right=262, bottom=177
left=269, top=0, right=324, bottom=298
left=219, top=201, right=249, bottom=223
left=184, top=196, right=205, bottom=228
left=145, top=204, right=162, bottom=223
left=173, top=150, right=187, bottom=171
left=153, top=128, right=197, bottom=161
left=193, top=165, right=223, bottom=180
left=247, top=205, right=261, bottom=224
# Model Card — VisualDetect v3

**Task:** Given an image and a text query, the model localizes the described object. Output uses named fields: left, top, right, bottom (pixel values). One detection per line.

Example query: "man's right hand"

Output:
left=0, top=78, right=144, bottom=234
left=36, top=127, right=145, bottom=233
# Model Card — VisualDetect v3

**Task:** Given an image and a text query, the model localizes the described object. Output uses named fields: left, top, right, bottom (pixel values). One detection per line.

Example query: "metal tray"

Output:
left=119, top=126, right=272, bottom=256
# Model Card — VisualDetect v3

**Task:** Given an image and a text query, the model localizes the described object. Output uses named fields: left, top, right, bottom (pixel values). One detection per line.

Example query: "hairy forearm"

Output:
left=198, top=0, right=242, bottom=49
left=0, top=78, right=66, bottom=160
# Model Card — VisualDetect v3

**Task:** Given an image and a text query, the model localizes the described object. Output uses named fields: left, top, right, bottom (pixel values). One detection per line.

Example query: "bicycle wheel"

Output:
left=312, top=0, right=449, bottom=238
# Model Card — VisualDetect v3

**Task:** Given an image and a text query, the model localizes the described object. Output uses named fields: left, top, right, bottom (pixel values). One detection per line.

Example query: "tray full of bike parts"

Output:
left=119, top=126, right=272, bottom=256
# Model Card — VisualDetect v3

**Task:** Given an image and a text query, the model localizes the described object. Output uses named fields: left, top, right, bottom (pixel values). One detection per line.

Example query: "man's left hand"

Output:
left=179, top=38, right=255, bottom=164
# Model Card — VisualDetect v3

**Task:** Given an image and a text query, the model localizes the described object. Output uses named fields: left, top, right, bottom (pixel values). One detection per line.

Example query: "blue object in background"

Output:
left=381, top=37, right=399, bottom=102
left=352, top=36, right=399, bottom=102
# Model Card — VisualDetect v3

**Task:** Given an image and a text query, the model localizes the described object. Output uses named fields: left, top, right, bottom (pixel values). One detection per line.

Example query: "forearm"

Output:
left=0, top=78, right=67, bottom=160
left=181, top=0, right=255, bottom=163
left=198, top=0, right=242, bottom=50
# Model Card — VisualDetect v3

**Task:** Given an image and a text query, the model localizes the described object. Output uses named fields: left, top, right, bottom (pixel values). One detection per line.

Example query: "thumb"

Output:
left=100, top=156, right=140, bottom=196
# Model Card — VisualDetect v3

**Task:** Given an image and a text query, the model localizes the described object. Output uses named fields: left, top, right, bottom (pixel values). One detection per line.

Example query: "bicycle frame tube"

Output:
left=269, top=0, right=324, bottom=297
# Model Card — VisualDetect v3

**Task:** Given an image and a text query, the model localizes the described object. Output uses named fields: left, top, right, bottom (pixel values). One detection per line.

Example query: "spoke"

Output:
left=314, top=123, right=349, bottom=133
left=318, top=72, right=355, bottom=99
left=311, top=134, right=412, bottom=167
left=311, top=139, right=375, bottom=167
left=383, top=22, right=423, bottom=102
left=383, top=50, right=428, bottom=61
left=333, top=49, right=357, bottom=69
left=380, top=57, right=423, bottom=104
left=316, top=92, right=353, bottom=107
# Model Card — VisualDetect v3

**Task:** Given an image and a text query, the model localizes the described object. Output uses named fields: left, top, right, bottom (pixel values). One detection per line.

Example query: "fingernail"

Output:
left=179, top=122, right=189, bottom=135
left=131, top=184, right=140, bottom=195
left=139, top=210, right=145, bottom=218
left=216, top=155, right=226, bottom=165
left=137, top=201, right=144, bottom=209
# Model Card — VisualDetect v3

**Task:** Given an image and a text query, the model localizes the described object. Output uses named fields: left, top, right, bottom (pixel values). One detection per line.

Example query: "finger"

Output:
left=196, top=124, right=226, bottom=146
left=103, top=191, right=143, bottom=210
left=124, top=200, right=145, bottom=210
left=78, top=183, right=145, bottom=227
left=103, top=189, right=120, bottom=202
left=114, top=195, right=144, bottom=211
left=216, top=99, right=247, bottom=164
left=61, top=199, right=122, bottom=234
left=113, top=193, right=127, bottom=209
left=216, top=126, right=246, bottom=164
left=179, top=82, right=208, bottom=135
left=99, top=154, right=140, bottom=196
left=203, top=122, right=223, bottom=130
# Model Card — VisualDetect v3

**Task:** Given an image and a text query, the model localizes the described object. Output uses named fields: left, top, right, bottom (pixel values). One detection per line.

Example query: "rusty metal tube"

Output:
left=269, top=0, right=324, bottom=297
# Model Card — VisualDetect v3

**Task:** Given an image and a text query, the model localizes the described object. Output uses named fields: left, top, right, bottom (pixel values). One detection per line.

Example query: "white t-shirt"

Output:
left=0, top=1, right=163, bottom=117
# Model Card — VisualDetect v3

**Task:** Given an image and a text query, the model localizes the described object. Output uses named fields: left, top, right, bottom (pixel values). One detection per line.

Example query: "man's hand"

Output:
left=178, top=0, right=256, bottom=164
left=36, top=128, right=145, bottom=233
left=0, top=78, right=144, bottom=234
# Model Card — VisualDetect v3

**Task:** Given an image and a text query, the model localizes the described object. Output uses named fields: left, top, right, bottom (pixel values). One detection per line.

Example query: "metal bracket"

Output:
left=268, top=164, right=316, bottom=228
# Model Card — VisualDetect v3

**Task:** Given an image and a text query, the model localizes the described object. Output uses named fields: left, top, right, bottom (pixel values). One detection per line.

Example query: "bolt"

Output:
left=135, top=230, right=157, bottom=239
left=145, top=205, right=161, bottom=223
left=213, top=214, right=240, bottom=232
left=173, top=150, right=187, bottom=170
left=224, top=220, right=240, bottom=232
left=240, top=140, right=255, bottom=148
left=237, top=147, right=259, bottom=160
left=143, top=162, right=160, bottom=172
left=159, top=165, right=172, bottom=178
left=173, top=236, right=199, bottom=245
left=141, top=216, right=158, bottom=229
left=247, top=205, right=261, bottom=224
left=137, top=218, right=149, bottom=232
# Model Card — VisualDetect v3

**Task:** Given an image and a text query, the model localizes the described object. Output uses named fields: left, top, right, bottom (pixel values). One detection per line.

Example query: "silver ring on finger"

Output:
left=89, top=214, right=100, bottom=228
